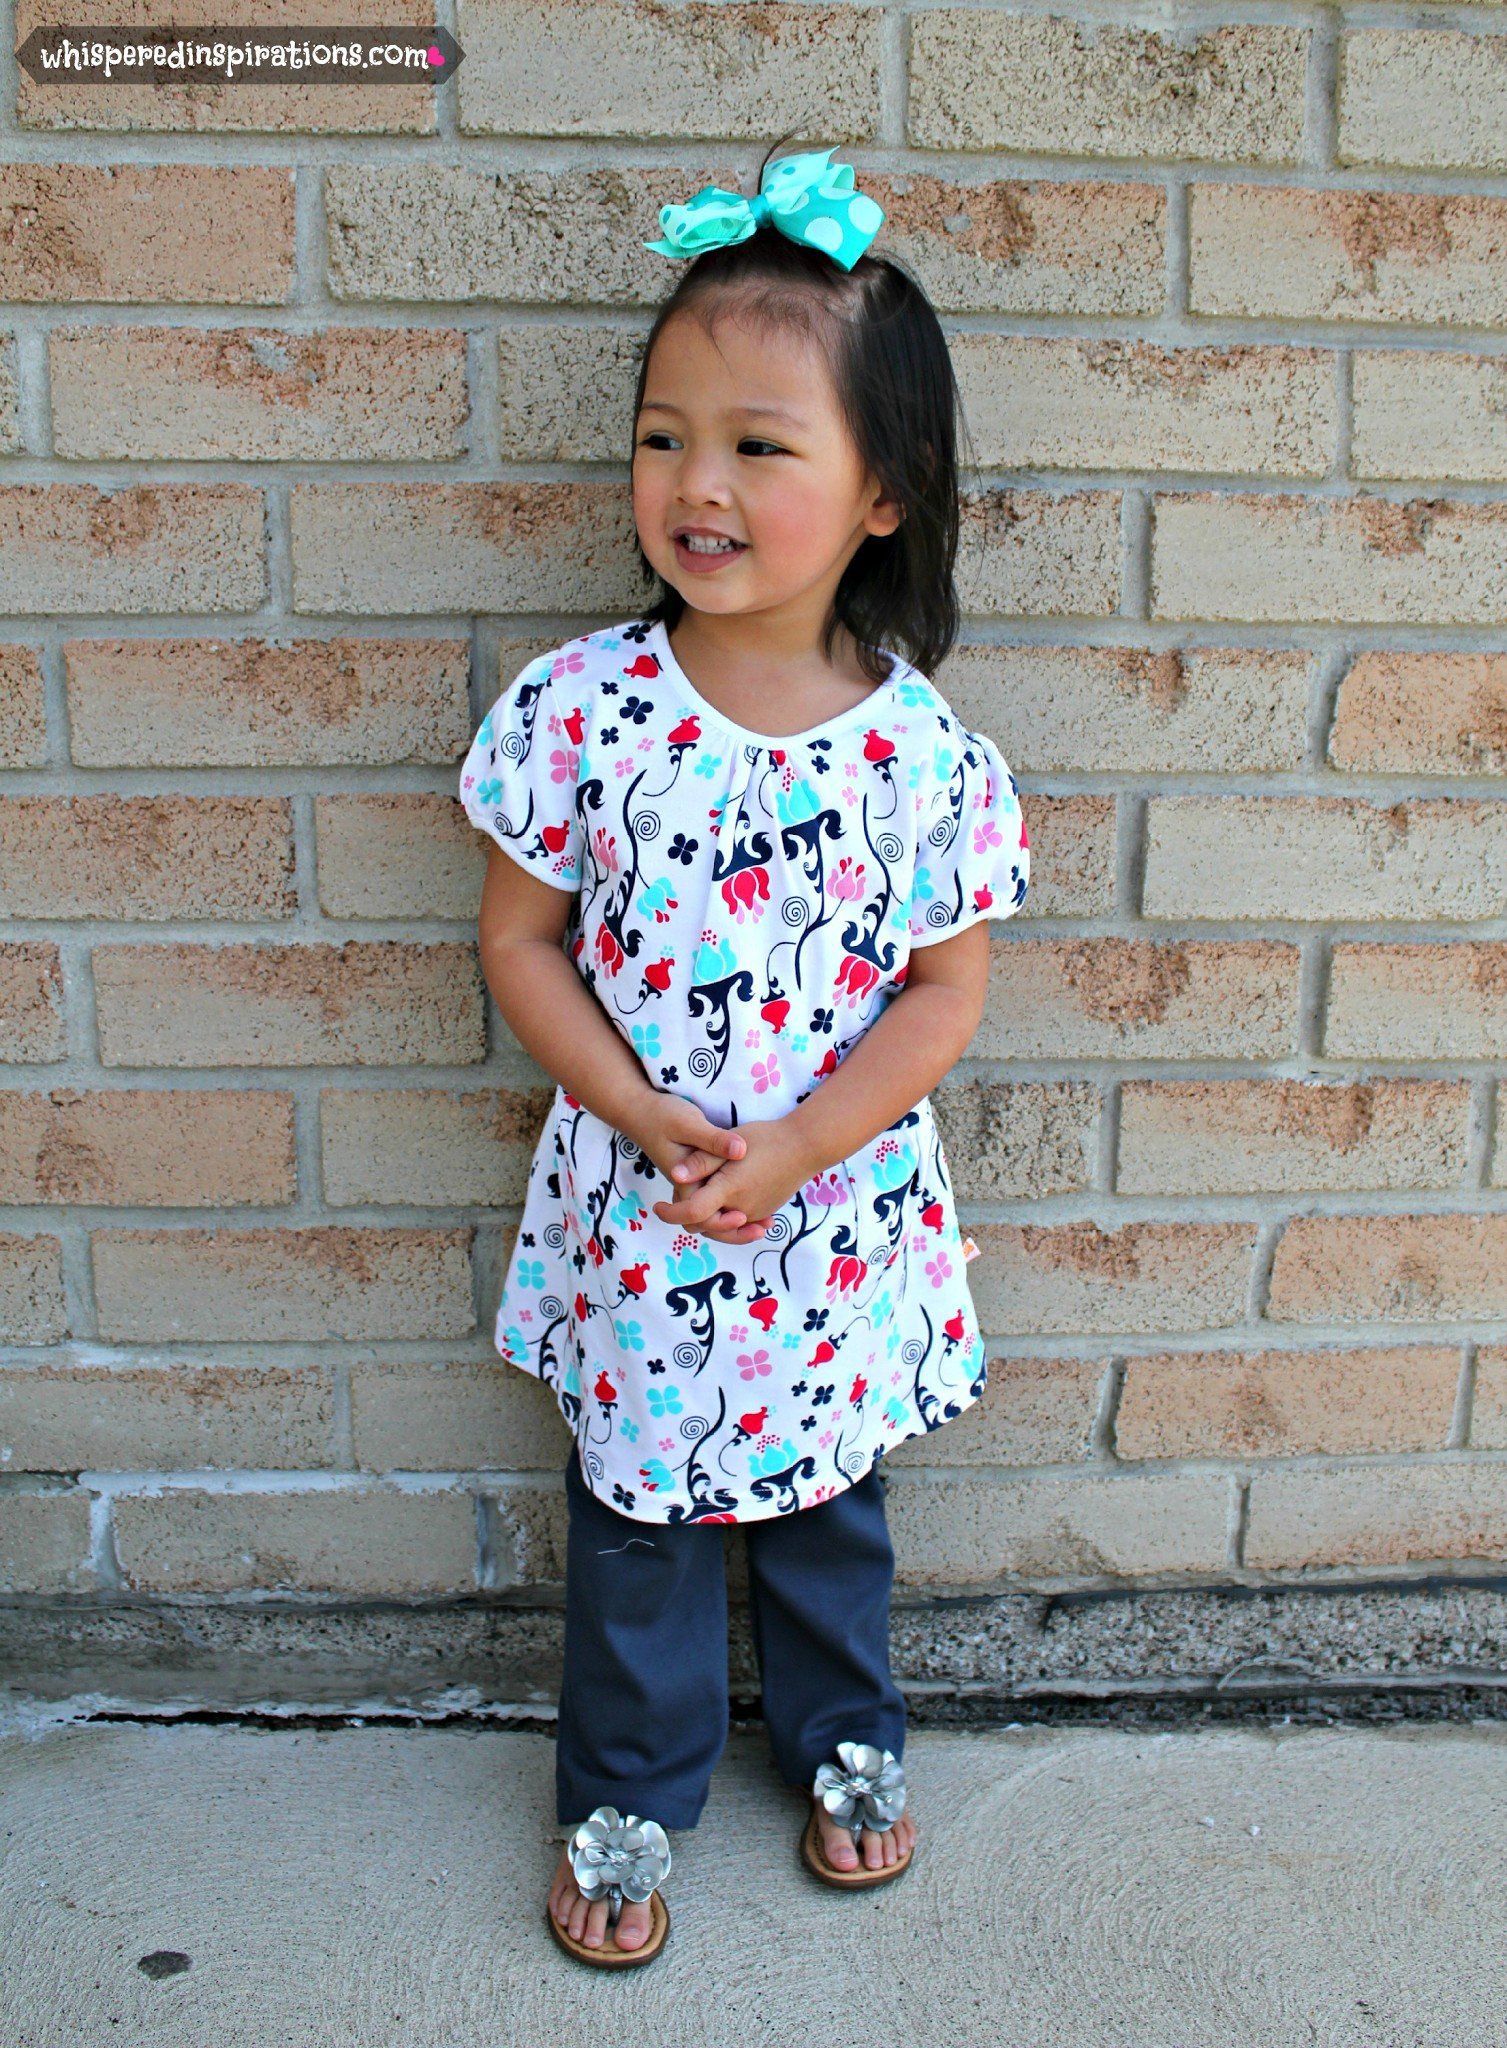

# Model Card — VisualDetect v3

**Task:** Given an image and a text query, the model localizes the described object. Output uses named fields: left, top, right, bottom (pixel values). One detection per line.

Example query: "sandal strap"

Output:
left=567, top=1804, right=671, bottom=1923
left=811, top=1740, right=906, bottom=1837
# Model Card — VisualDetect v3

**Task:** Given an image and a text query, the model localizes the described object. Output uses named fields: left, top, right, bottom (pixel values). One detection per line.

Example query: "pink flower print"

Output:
left=552, top=648, right=587, bottom=678
left=751, top=1055, right=780, bottom=1094
left=841, top=784, right=860, bottom=809
left=738, top=1349, right=772, bottom=1381
left=729, top=1322, right=749, bottom=1343
left=659, top=1436, right=675, bottom=1453
left=591, top=827, right=620, bottom=875
left=925, top=1248, right=955, bottom=1287
left=973, top=814, right=1004, bottom=856
left=818, top=1430, right=834, bottom=1449
left=805, top=1169, right=848, bottom=1212
left=828, top=856, right=866, bottom=903
left=547, top=735, right=579, bottom=787
left=744, top=1027, right=761, bottom=1050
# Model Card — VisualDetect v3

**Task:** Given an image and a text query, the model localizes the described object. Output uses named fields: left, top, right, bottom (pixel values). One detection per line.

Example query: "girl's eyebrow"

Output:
left=638, top=399, right=810, bottom=427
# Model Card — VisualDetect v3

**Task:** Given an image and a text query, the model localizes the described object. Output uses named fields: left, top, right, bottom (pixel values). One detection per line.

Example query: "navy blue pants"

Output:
left=555, top=1446, right=907, bottom=1829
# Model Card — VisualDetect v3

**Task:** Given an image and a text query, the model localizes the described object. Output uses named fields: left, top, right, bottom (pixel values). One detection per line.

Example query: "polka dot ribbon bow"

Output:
left=643, top=146, right=885, bottom=272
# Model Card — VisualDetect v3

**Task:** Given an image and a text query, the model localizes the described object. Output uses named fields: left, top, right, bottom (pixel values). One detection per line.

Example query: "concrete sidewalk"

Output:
left=2, top=1715, right=1504, bottom=2047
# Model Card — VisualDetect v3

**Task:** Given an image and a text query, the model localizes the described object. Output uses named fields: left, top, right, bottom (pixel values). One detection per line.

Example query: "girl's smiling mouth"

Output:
left=673, top=532, right=749, bottom=573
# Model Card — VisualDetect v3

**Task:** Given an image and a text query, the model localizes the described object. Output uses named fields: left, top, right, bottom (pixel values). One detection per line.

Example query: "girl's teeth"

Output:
left=683, top=535, right=739, bottom=554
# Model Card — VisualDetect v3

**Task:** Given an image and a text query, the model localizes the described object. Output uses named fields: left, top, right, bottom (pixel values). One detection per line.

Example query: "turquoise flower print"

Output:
left=610, top=1187, right=648, bottom=1233
left=666, top=1238, right=719, bottom=1289
left=612, top=1317, right=648, bottom=1351
left=563, top=1361, right=582, bottom=1398
left=791, top=1032, right=809, bottom=1054
left=898, top=677, right=929, bottom=709
left=632, top=1022, right=662, bottom=1063
left=749, top=1438, right=794, bottom=1477
left=647, top=1384, right=683, bottom=1418
left=912, top=863, right=937, bottom=911
left=875, top=1142, right=916, bottom=1197
left=499, top=1326, right=529, bottom=1366
left=637, top=877, right=679, bottom=925
left=692, top=934, right=738, bottom=986
left=638, top=1457, right=676, bottom=1494
left=517, top=1257, right=546, bottom=1290
left=693, top=751, right=724, bottom=780
left=774, top=777, right=821, bottom=827
left=883, top=1395, right=910, bottom=1431
left=475, top=713, right=494, bottom=748
left=619, top=1415, right=640, bottom=1443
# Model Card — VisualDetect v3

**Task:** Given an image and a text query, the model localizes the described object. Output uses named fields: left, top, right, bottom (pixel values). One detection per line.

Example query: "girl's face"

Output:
left=632, top=308, right=901, bottom=631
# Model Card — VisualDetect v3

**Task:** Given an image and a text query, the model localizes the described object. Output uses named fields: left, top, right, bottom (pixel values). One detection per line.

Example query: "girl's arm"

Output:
left=475, top=843, right=750, bottom=1196
left=779, top=921, right=992, bottom=1182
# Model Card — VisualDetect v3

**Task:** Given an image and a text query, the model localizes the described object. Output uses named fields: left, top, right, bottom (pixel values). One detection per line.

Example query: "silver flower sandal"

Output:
left=801, top=1740, right=913, bottom=1890
left=547, top=1804, right=673, bottom=1968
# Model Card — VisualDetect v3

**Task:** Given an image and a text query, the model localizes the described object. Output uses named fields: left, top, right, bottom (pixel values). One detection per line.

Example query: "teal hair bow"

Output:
left=644, top=146, right=885, bottom=273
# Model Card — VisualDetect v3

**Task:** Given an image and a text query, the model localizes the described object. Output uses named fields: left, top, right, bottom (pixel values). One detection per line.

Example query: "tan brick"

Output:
left=886, top=1353, right=1104, bottom=1467
left=493, top=1476, right=567, bottom=1584
left=112, top=1484, right=476, bottom=1594
left=0, top=485, right=264, bottom=613
left=458, top=0, right=879, bottom=138
left=322, top=1084, right=552, bottom=1207
left=956, top=489, right=1122, bottom=617
left=16, top=0, right=437, bottom=133
left=1244, top=1460, right=1507, bottom=1570
left=0, top=1232, right=66, bottom=1342
left=1190, top=184, right=1507, bottom=327
left=1153, top=491, right=1507, bottom=626
left=908, top=16, right=1306, bottom=162
left=51, top=327, right=468, bottom=462
left=1118, top=1345, right=1461, bottom=1460
left=94, top=942, right=485, bottom=1068
left=955, top=337, right=1335, bottom=477
left=0, top=1088, right=295, bottom=1205
left=0, top=796, right=292, bottom=919
left=1353, top=350, right=1507, bottom=483
left=1326, top=942, right=1507, bottom=1060
left=0, top=647, right=46, bottom=767
left=1117, top=1080, right=1468, bottom=1196
left=93, top=1224, right=474, bottom=1342
left=973, top=940, right=1300, bottom=1061
left=496, top=327, right=646, bottom=463
left=0, top=1489, right=94, bottom=1592
left=1020, top=794, right=1113, bottom=918
left=873, top=175, right=1165, bottom=317
left=1464, top=1345, right=1507, bottom=1446
left=941, top=645, right=1310, bottom=776
left=0, top=944, right=65, bottom=1062
left=0, top=165, right=293, bottom=302
left=0, top=337, right=20, bottom=454
left=1338, top=29, right=1507, bottom=171
left=67, top=637, right=471, bottom=769
left=1269, top=1213, right=1507, bottom=1324
left=327, top=163, right=725, bottom=305
left=1329, top=650, right=1507, bottom=774
left=316, top=794, right=478, bottom=919
left=932, top=1080, right=1099, bottom=1203
left=886, top=1469, right=1231, bottom=1585
left=352, top=1358, right=569, bottom=1470
left=0, top=1360, right=333, bottom=1470
left=969, top=1220, right=1256, bottom=1337
left=289, top=482, right=640, bottom=614
left=1143, top=794, right=1507, bottom=921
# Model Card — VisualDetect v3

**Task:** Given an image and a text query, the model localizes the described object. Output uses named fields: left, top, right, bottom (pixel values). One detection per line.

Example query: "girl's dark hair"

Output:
left=630, top=135, right=975, bottom=686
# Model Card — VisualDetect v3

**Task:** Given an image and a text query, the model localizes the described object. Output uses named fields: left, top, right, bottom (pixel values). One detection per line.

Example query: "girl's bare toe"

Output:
left=816, top=1807, right=859, bottom=1868
left=614, top=1900, right=652, bottom=1949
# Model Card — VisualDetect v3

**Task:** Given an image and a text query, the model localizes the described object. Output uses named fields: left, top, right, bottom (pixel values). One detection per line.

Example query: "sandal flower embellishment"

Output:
left=812, top=1742, right=906, bottom=1837
left=568, top=1805, right=672, bottom=1920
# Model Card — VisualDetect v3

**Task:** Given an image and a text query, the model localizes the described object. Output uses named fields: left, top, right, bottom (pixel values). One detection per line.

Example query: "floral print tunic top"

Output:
left=459, top=616, right=1030, bottom=1524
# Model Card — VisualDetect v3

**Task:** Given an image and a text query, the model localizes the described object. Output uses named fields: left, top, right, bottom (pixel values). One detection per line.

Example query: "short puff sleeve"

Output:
left=459, top=656, right=585, bottom=892
left=909, top=722, right=1029, bottom=946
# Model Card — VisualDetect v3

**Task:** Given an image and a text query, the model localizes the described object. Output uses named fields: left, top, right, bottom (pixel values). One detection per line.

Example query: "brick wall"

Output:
left=5, top=3, right=1507, bottom=1656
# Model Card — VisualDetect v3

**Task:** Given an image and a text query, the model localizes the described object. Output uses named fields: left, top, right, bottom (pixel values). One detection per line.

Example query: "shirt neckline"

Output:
left=647, top=618, right=905, bottom=749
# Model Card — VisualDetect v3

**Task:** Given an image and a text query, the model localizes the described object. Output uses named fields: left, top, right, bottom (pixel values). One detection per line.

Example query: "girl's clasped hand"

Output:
left=630, top=1093, right=812, bottom=1243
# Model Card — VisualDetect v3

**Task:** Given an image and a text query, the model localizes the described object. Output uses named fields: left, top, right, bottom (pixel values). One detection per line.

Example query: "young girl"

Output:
left=459, top=141, right=1029, bottom=1968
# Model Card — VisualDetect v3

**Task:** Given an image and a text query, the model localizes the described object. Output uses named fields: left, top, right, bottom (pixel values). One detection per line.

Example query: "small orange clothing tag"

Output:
left=961, top=1235, right=980, bottom=1264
